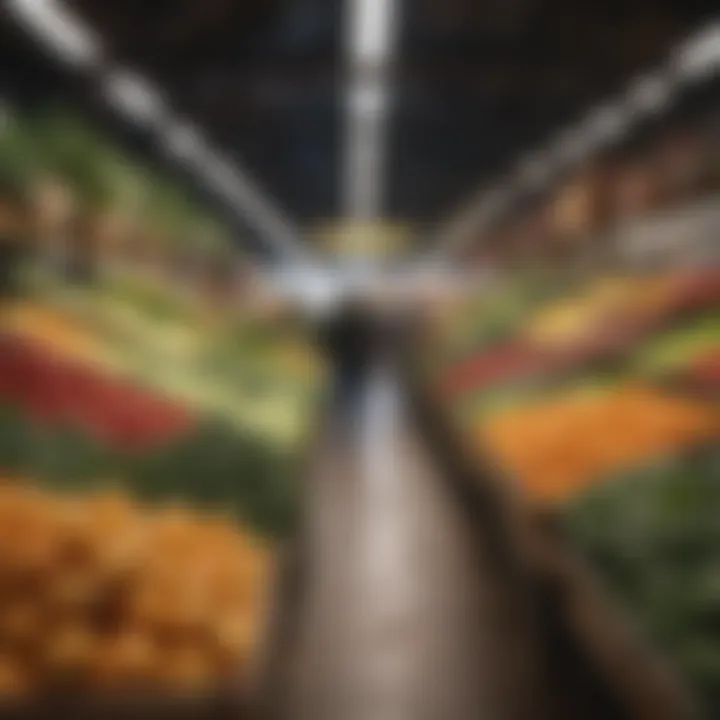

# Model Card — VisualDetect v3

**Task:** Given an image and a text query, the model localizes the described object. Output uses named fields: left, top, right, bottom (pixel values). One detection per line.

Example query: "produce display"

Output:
left=520, top=275, right=677, bottom=349
left=630, top=314, right=720, bottom=379
left=433, top=267, right=720, bottom=505
left=0, top=301, right=312, bottom=536
left=439, top=340, right=549, bottom=399
left=430, top=265, right=720, bottom=716
left=691, top=349, right=720, bottom=389
left=0, top=482, right=270, bottom=697
left=0, top=289, right=322, bottom=448
left=480, top=384, right=718, bottom=502
left=565, top=449, right=720, bottom=717
left=0, top=104, right=323, bottom=708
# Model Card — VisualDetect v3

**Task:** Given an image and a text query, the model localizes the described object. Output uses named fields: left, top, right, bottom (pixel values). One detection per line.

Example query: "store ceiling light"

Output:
left=554, top=128, right=589, bottom=164
left=349, top=85, right=386, bottom=116
left=103, top=70, right=167, bottom=127
left=347, top=0, right=398, bottom=64
left=163, top=121, right=207, bottom=163
left=429, top=18, right=718, bottom=265
left=517, top=152, right=552, bottom=188
left=675, top=23, right=720, bottom=80
left=6, top=0, right=102, bottom=68
left=627, top=72, right=674, bottom=116
left=583, top=103, right=627, bottom=147
left=199, top=156, right=247, bottom=202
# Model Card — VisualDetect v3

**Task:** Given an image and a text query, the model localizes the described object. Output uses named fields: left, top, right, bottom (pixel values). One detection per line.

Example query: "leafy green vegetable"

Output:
left=0, top=402, right=297, bottom=537
left=566, top=448, right=720, bottom=716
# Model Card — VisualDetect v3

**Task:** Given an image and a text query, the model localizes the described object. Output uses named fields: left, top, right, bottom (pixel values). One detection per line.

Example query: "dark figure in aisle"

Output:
left=317, top=299, right=382, bottom=417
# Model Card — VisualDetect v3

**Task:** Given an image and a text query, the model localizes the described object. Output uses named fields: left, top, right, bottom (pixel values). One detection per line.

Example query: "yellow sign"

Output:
left=314, top=221, right=411, bottom=258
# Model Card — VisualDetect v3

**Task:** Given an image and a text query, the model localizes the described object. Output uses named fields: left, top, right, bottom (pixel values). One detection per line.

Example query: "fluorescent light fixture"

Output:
left=103, top=70, right=167, bottom=126
left=583, top=102, right=626, bottom=146
left=343, top=0, right=400, bottom=224
left=426, top=19, right=718, bottom=266
left=517, top=152, right=552, bottom=187
left=627, top=72, right=674, bottom=115
left=675, top=23, right=720, bottom=80
left=553, top=127, right=589, bottom=164
left=7, top=0, right=102, bottom=67
left=347, top=0, right=399, bottom=64
left=349, top=85, right=387, bottom=116
left=163, top=121, right=207, bottom=162
left=199, top=156, right=246, bottom=200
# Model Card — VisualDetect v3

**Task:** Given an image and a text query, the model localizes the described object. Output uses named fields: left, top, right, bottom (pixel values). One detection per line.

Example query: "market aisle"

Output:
left=282, top=365, right=537, bottom=720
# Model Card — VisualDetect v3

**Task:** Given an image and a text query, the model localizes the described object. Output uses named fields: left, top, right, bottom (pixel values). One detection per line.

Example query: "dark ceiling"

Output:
left=1, top=0, right=717, bottom=238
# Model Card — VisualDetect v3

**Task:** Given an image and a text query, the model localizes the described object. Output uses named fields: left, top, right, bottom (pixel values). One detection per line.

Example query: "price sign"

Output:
left=315, top=221, right=411, bottom=258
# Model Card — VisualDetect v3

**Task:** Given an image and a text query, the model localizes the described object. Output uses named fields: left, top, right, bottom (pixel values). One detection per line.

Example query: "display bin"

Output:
left=417, top=264, right=720, bottom=717
left=409, top=353, right=699, bottom=719
left=0, top=274, right=321, bottom=718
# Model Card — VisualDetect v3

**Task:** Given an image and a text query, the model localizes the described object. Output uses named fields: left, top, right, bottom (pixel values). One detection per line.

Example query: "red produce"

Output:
left=669, top=268, right=720, bottom=315
left=439, top=341, right=551, bottom=397
left=691, top=349, right=720, bottom=386
left=0, top=334, right=194, bottom=451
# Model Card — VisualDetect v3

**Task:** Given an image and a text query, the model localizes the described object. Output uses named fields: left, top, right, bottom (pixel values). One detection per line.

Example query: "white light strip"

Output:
left=162, top=121, right=207, bottom=162
left=103, top=70, right=167, bottom=127
left=675, top=22, right=720, bottom=80
left=553, top=127, right=591, bottom=164
left=582, top=101, right=627, bottom=148
left=343, top=0, right=400, bottom=230
left=517, top=151, right=553, bottom=188
left=429, top=18, right=720, bottom=262
left=7, top=0, right=102, bottom=67
left=347, top=0, right=397, bottom=64
left=6, top=0, right=311, bottom=266
left=627, top=72, right=674, bottom=115
left=344, top=87, right=388, bottom=220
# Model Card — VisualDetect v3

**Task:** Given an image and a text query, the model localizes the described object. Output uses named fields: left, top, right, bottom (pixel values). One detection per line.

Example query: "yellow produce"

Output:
left=0, top=303, right=113, bottom=369
left=523, top=275, right=678, bottom=347
left=0, top=484, right=271, bottom=696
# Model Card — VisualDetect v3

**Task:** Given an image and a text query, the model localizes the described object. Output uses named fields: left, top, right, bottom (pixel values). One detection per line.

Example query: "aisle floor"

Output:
left=282, top=369, right=536, bottom=720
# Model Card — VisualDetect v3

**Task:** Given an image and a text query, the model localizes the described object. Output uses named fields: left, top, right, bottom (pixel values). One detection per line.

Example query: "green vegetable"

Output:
left=566, top=448, right=720, bottom=716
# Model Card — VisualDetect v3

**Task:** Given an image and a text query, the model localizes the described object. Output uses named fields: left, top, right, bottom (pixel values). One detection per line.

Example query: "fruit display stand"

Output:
left=0, top=271, right=324, bottom=717
left=407, top=365, right=697, bottom=719
left=422, top=266, right=720, bottom=716
left=0, top=484, right=280, bottom=719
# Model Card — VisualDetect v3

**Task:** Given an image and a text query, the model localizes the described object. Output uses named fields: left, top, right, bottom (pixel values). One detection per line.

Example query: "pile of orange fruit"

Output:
left=0, top=303, right=113, bottom=369
left=481, top=385, right=720, bottom=503
left=0, top=483, right=271, bottom=698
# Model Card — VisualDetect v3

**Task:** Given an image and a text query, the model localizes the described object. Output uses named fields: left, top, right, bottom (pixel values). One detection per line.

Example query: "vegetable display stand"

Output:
left=0, top=290, right=313, bottom=717
left=410, top=369, right=697, bottom=720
